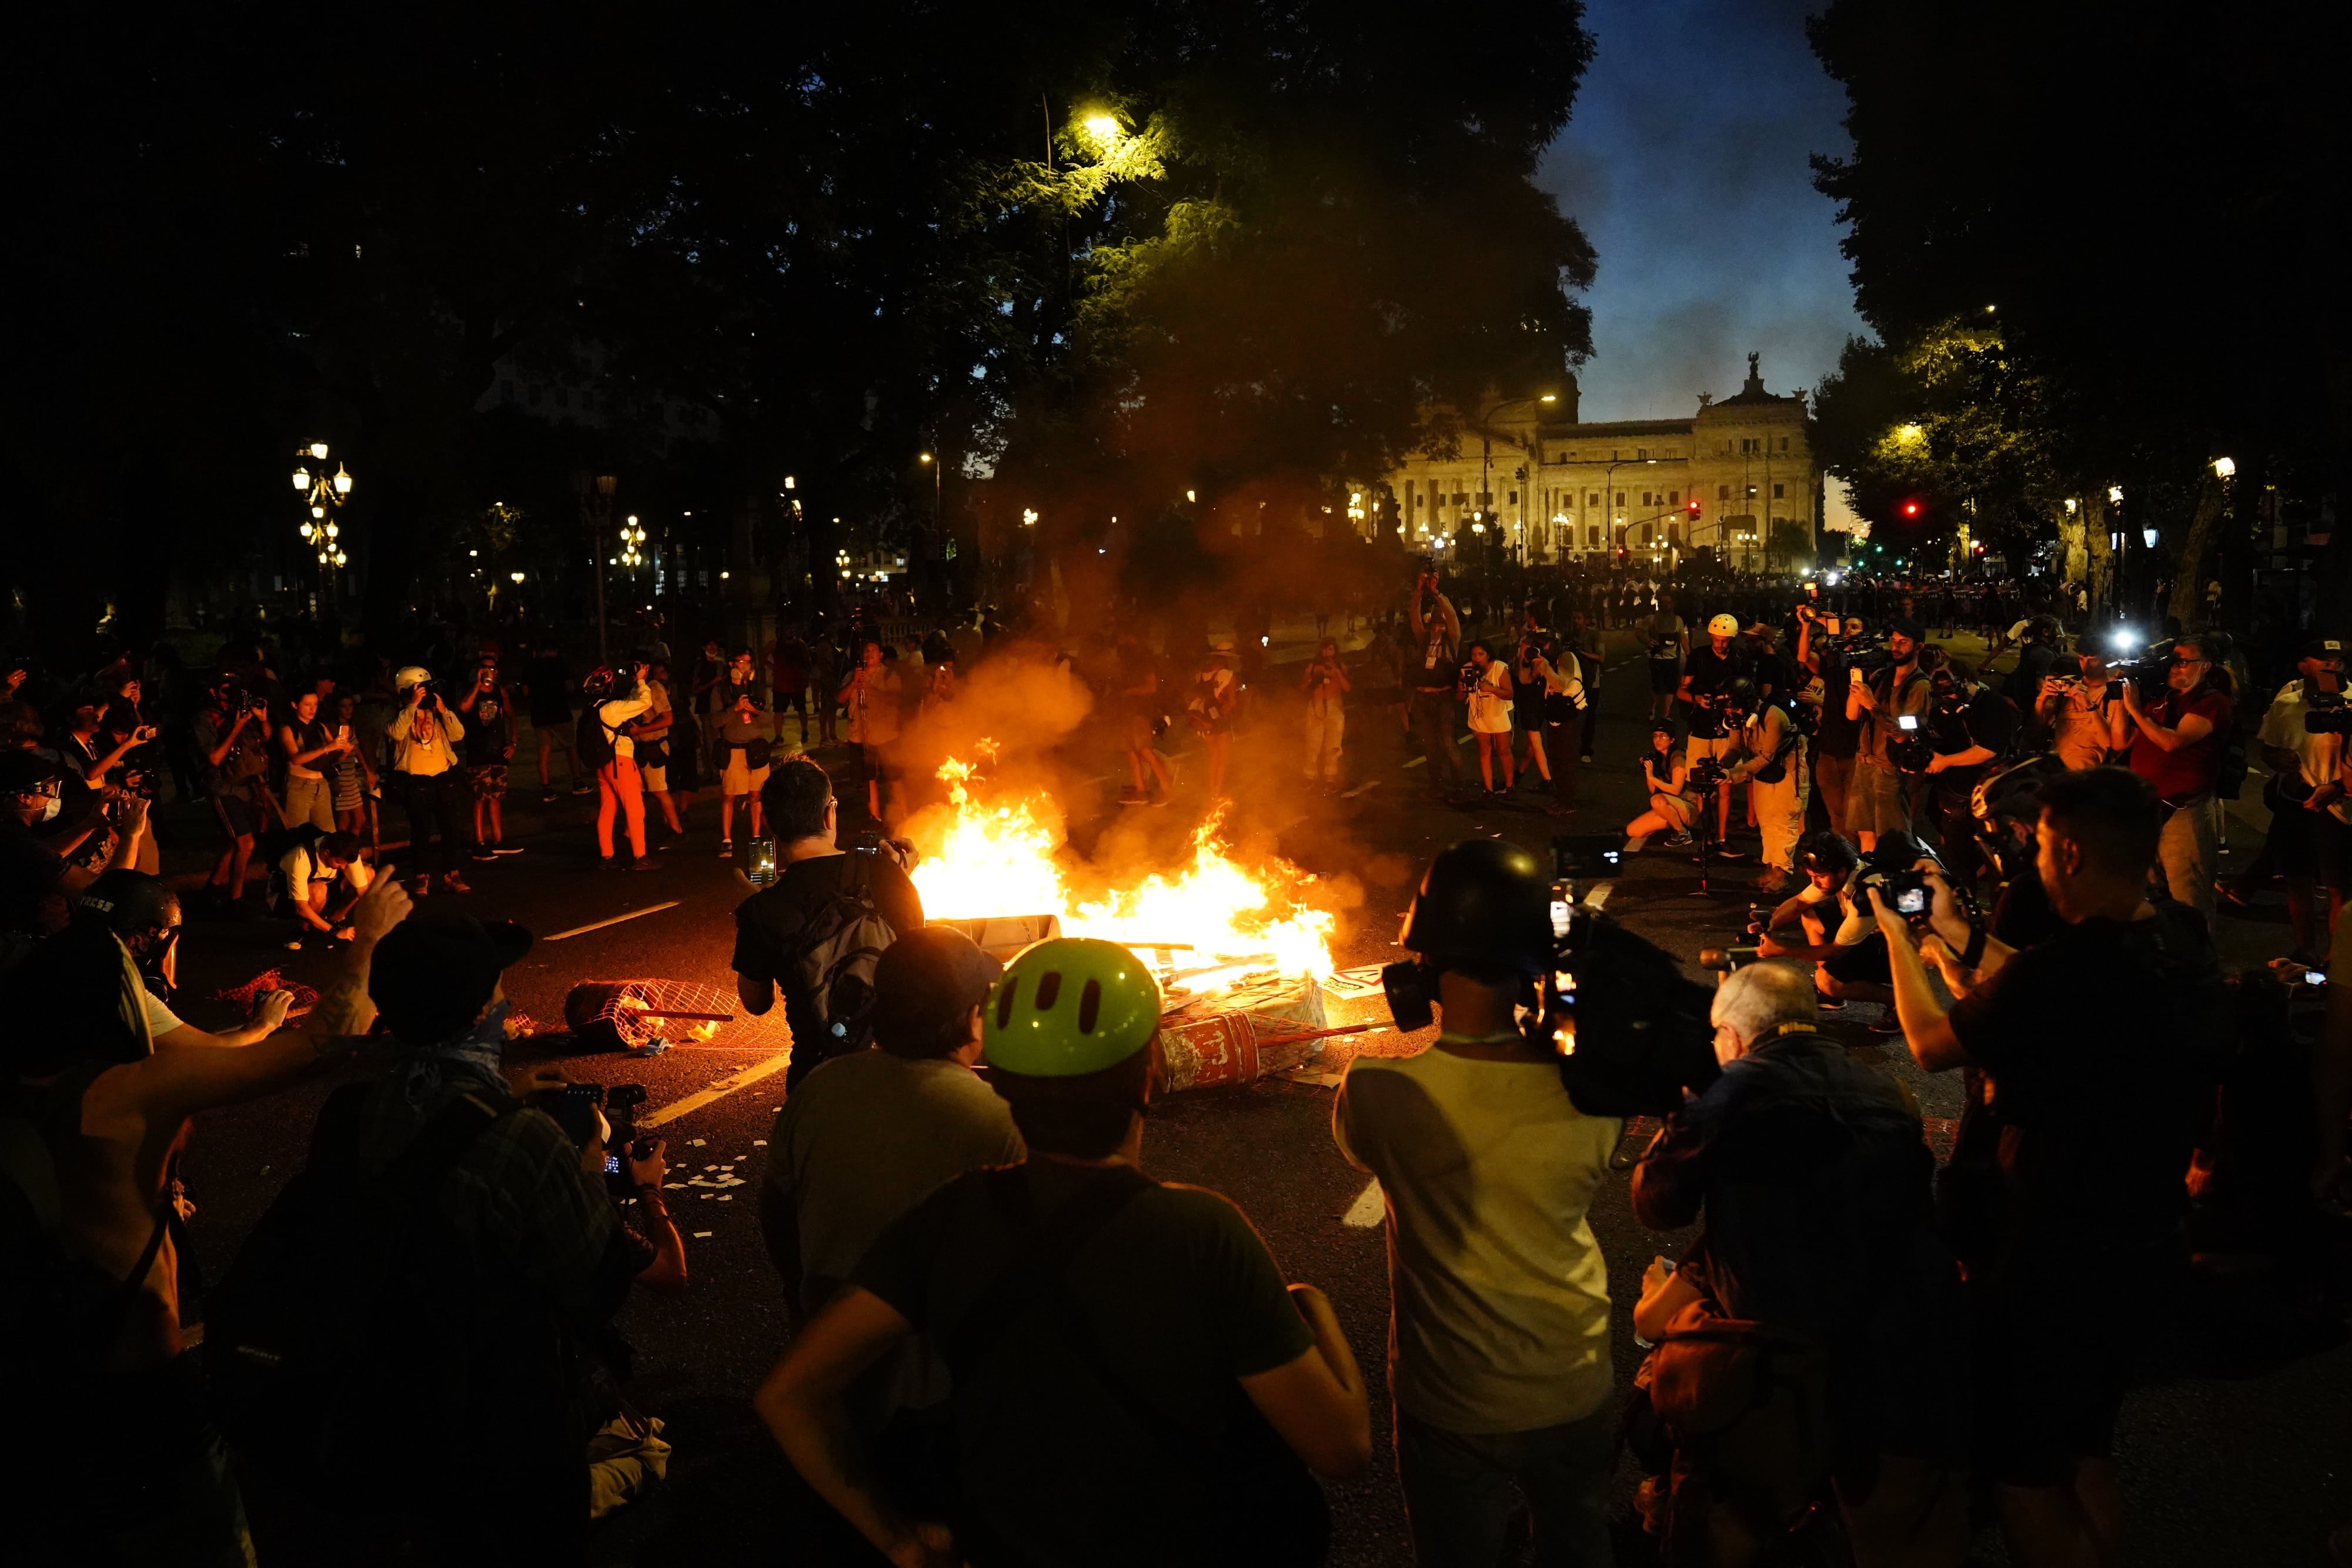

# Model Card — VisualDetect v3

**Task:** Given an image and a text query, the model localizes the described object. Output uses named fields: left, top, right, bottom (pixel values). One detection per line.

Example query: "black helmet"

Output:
left=76, top=870, right=179, bottom=934
left=1399, top=838, right=1552, bottom=975
left=1720, top=677, right=1758, bottom=717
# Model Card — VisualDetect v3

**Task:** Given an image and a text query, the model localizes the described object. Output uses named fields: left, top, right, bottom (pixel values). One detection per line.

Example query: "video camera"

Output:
left=1687, top=754, right=1731, bottom=788
left=2304, top=686, right=2350, bottom=736
left=1855, top=832, right=1945, bottom=918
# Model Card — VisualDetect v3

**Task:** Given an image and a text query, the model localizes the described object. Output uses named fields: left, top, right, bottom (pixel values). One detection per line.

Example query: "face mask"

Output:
left=35, top=791, right=61, bottom=823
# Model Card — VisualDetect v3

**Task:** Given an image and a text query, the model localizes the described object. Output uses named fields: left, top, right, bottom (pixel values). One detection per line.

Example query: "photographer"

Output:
left=2001, top=615, right=2064, bottom=707
left=1679, top=613, right=1753, bottom=852
left=1718, top=678, right=1808, bottom=894
left=734, top=758, right=924, bottom=1091
left=1464, top=640, right=1518, bottom=795
left=2033, top=653, right=2119, bottom=772
left=1508, top=621, right=1559, bottom=798
left=1844, top=618, right=1933, bottom=851
left=2109, top=634, right=2234, bottom=923
left=2230, top=636, right=2344, bottom=966
left=195, top=668, right=278, bottom=915
left=1921, top=658, right=2020, bottom=888
left=539, top=1091, right=687, bottom=1296
left=1299, top=636, right=1352, bottom=793
left=1563, top=609, right=1604, bottom=763
left=268, top=827, right=369, bottom=947
left=1870, top=767, right=2227, bottom=1568
left=1751, top=830, right=1902, bottom=1018
left=1407, top=567, right=1469, bottom=793
left=1625, top=723, right=1702, bottom=853
left=455, top=655, right=520, bottom=858
left=1798, top=607, right=1870, bottom=833
left=586, top=655, right=657, bottom=871
left=1630, top=961, right=1964, bottom=1566
left=1335, top=840, right=1618, bottom=1567
left=384, top=665, right=470, bottom=895
left=4, top=750, right=151, bottom=940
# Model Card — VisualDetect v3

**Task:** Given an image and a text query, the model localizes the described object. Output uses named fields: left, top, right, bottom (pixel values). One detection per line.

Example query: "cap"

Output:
left=368, top=910, right=533, bottom=1044
left=393, top=666, right=432, bottom=691
left=1398, top=838, right=1553, bottom=975
left=0, top=750, right=65, bottom=792
left=2305, top=636, right=2345, bottom=663
left=871, top=927, right=1003, bottom=1055
left=1707, top=613, right=1739, bottom=637
left=984, top=938, right=1162, bottom=1077
left=1887, top=618, right=1925, bottom=643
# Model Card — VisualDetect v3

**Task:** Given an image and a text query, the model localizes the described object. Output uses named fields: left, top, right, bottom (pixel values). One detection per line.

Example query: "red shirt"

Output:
left=2128, top=688, right=2233, bottom=801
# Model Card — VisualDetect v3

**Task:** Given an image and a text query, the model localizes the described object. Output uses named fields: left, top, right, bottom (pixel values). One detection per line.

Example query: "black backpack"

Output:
left=207, top=1085, right=542, bottom=1516
left=753, top=854, right=898, bottom=1061
left=576, top=704, right=617, bottom=768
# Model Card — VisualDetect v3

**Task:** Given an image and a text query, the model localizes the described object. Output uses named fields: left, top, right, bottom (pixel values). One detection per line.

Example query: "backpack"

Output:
left=758, top=854, right=898, bottom=1059
left=207, top=1085, right=548, bottom=1516
left=576, top=704, right=618, bottom=768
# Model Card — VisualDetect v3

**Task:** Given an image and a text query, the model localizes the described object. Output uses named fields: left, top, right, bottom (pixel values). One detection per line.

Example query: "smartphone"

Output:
left=1896, top=714, right=1920, bottom=731
left=2303, top=970, right=2328, bottom=987
left=1849, top=668, right=1863, bottom=686
left=747, top=835, right=778, bottom=887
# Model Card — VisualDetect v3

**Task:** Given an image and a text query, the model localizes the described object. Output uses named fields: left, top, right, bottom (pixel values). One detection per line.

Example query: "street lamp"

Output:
left=1473, top=392, right=1560, bottom=543
left=2211, top=456, right=2236, bottom=479
left=292, top=442, right=355, bottom=583
left=574, top=473, right=620, bottom=661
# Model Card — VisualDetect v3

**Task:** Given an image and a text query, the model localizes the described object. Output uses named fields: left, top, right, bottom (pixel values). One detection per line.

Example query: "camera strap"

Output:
left=1961, top=923, right=1988, bottom=971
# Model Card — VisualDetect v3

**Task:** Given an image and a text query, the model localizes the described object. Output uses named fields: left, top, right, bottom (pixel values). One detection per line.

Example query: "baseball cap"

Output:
left=368, top=910, right=533, bottom=1044
left=1707, top=613, right=1739, bottom=637
left=2304, top=636, right=2344, bottom=663
left=871, top=927, right=1004, bottom=1057
left=0, top=751, right=65, bottom=792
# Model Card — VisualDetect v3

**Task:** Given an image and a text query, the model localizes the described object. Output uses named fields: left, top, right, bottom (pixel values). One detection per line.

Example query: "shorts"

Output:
left=720, top=755, right=770, bottom=798
left=467, top=763, right=509, bottom=803
left=857, top=743, right=901, bottom=785
left=1648, top=659, right=1682, bottom=694
left=211, top=786, right=263, bottom=840
left=1124, top=711, right=1157, bottom=752
left=774, top=687, right=808, bottom=714
left=1683, top=734, right=1736, bottom=768
left=1822, top=931, right=1893, bottom=986
left=1972, top=1246, right=2172, bottom=1486
left=1651, top=791, right=1699, bottom=831
left=2266, top=784, right=2349, bottom=891
left=640, top=763, right=668, bottom=793
left=1846, top=758, right=1912, bottom=836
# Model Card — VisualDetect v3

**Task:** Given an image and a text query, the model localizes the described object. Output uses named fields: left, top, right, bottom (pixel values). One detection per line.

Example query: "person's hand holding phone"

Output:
left=626, top=1138, right=667, bottom=1193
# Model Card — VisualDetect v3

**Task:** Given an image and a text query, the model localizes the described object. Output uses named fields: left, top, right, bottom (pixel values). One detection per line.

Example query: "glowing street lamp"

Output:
left=290, top=442, right=354, bottom=576
left=2211, top=456, right=2236, bottom=479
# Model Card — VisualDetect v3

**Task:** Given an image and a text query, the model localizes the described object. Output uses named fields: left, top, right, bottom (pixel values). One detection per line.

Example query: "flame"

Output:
left=908, top=748, right=1334, bottom=994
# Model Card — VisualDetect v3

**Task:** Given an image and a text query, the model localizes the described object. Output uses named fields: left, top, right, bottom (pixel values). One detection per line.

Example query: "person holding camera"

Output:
left=2231, top=636, right=2346, bottom=966
left=2109, top=633, right=2234, bottom=922
left=1335, top=839, right=1620, bottom=1567
left=1645, top=591, right=1689, bottom=724
left=1844, top=619, right=1933, bottom=852
left=1798, top=608, right=1869, bottom=834
left=582, top=656, right=657, bottom=871
left=1748, top=830, right=1905, bottom=1019
left=1623, top=722, right=1702, bottom=853
left=195, top=668, right=278, bottom=914
left=734, top=758, right=924, bottom=1092
left=1299, top=636, right=1352, bottom=793
left=1408, top=567, right=1469, bottom=793
left=2032, top=652, right=2119, bottom=772
left=1921, top=658, right=2021, bottom=889
left=761, top=938, right=1368, bottom=1568
left=1867, top=766, right=2228, bottom=1568
left=1462, top=640, right=1518, bottom=795
left=1629, top=960, right=1965, bottom=1566
left=455, top=655, right=519, bottom=859
left=1679, top=613, right=1753, bottom=852
left=714, top=683, right=774, bottom=857
left=1718, top=678, right=1808, bottom=894
left=1563, top=609, right=1604, bottom=764
left=385, top=664, right=471, bottom=895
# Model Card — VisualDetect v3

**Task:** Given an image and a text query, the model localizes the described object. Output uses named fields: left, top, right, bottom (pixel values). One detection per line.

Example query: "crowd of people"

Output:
left=2, top=560, right=2346, bottom=1568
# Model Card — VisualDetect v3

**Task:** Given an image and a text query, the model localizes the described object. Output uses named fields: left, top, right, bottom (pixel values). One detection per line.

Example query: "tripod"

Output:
left=1688, top=769, right=1730, bottom=899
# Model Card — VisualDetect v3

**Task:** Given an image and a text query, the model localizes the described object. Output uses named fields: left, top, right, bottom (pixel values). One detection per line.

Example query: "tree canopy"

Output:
left=5, top=1, right=1597, bottom=651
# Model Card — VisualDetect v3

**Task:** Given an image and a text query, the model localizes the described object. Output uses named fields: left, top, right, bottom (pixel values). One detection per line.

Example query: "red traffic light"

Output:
left=1685, top=499, right=1702, bottom=516
left=1901, top=500, right=1921, bottom=517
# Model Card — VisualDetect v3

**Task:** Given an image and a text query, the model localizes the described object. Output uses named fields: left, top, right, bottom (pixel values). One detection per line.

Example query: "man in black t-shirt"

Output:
left=1868, top=767, right=2225, bottom=1566
left=1921, top=659, right=2020, bottom=887
left=756, top=938, right=1369, bottom=1568
left=1678, top=613, right=1753, bottom=848
left=732, top=757, right=924, bottom=1089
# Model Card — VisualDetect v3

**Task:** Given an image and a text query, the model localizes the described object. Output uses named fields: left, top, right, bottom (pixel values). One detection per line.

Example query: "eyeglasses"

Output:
left=2171, top=656, right=2209, bottom=668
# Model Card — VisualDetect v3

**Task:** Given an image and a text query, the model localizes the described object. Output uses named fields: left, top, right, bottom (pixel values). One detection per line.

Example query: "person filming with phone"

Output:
left=2109, top=634, right=2234, bottom=924
left=1844, top=619, right=1932, bottom=852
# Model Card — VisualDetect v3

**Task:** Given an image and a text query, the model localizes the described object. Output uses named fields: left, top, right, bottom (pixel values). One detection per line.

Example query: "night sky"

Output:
left=1539, top=0, right=1863, bottom=422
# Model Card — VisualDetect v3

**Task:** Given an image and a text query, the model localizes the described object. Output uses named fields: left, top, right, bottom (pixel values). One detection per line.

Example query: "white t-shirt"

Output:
left=1335, top=1042, right=1619, bottom=1433
left=142, top=987, right=183, bottom=1042
left=2258, top=680, right=2347, bottom=824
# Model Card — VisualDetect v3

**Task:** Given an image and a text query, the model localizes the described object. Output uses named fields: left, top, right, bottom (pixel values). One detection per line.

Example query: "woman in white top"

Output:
left=1464, top=641, right=1516, bottom=794
left=588, top=659, right=655, bottom=870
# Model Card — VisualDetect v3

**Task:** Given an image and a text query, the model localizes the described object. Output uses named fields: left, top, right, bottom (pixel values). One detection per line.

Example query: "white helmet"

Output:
left=393, top=665, right=432, bottom=691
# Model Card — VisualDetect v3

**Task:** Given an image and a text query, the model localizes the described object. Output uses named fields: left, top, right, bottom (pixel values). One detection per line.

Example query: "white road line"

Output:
left=1341, top=1179, right=1385, bottom=1228
left=640, top=1052, right=794, bottom=1130
left=1340, top=779, right=1381, bottom=798
left=545, top=901, right=682, bottom=941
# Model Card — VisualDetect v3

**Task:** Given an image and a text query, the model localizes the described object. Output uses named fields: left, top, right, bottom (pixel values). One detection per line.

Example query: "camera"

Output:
left=2305, top=693, right=2351, bottom=736
left=1688, top=754, right=1730, bottom=788
left=1856, top=833, right=1943, bottom=918
left=1698, top=945, right=1760, bottom=972
left=1889, top=712, right=1935, bottom=773
left=540, top=1082, right=652, bottom=1197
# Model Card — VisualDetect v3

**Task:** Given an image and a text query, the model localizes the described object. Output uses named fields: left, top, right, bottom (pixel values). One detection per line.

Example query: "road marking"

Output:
left=1340, top=779, right=1381, bottom=798
left=640, top=1052, right=795, bottom=1130
left=545, top=901, right=682, bottom=940
left=1341, top=1179, right=1385, bottom=1228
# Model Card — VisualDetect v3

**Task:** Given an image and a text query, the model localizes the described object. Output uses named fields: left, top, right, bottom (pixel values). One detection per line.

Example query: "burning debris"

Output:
left=563, top=979, right=785, bottom=1056
left=907, top=746, right=1338, bottom=1003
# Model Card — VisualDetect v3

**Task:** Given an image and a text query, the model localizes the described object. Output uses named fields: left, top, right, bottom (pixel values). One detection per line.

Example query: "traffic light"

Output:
left=1685, top=498, right=1702, bottom=519
left=1901, top=499, right=1922, bottom=517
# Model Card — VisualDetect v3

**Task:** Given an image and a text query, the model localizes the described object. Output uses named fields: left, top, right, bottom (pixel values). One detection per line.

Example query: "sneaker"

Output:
left=1817, top=997, right=1847, bottom=1011
left=719, top=839, right=734, bottom=857
left=630, top=855, right=659, bottom=872
left=598, top=857, right=623, bottom=872
left=440, top=871, right=473, bottom=894
left=410, top=875, right=431, bottom=896
left=492, top=844, right=526, bottom=855
left=1869, top=1015, right=1905, bottom=1035
left=542, top=791, right=560, bottom=804
left=570, top=783, right=596, bottom=796
left=1665, top=831, right=1694, bottom=848
left=1713, top=844, right=1747, bottom=861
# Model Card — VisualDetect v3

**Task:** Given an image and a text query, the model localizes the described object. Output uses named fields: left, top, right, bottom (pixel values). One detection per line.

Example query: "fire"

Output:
left=908, top=748, right=1335, bottom=994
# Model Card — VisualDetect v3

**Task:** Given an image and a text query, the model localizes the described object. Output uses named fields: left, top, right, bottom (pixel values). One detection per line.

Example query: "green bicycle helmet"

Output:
left=983, top=938, right=1162, bottom=1076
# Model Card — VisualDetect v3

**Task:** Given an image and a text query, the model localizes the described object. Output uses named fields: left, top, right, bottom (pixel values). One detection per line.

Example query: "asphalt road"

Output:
left=170, top=646, right=2352, bottom=1567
